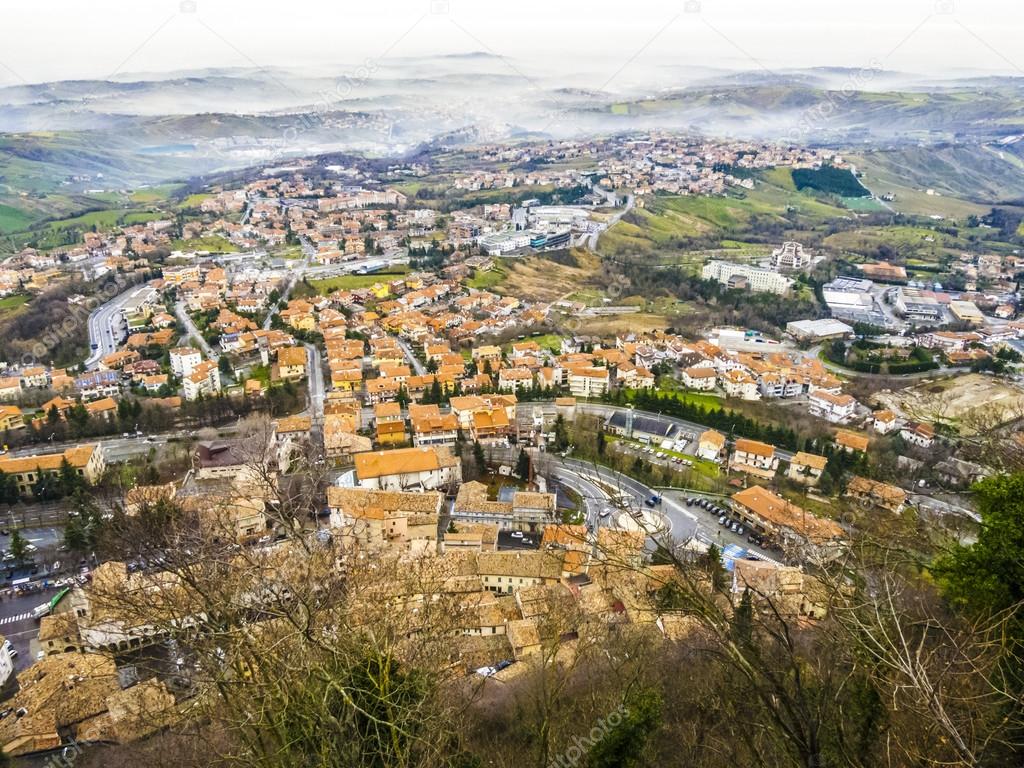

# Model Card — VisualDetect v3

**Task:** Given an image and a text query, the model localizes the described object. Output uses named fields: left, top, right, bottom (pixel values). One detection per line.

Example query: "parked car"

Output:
left=718, top=515, right=727, bottom=526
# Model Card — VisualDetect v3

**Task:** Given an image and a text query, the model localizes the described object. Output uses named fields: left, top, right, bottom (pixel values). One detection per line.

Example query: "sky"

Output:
left=1, top=0, right=1022, bottom=87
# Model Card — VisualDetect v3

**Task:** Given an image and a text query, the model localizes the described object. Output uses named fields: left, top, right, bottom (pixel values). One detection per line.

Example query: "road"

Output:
left=395, top=337, right=427, bottom=376
left=803, top=344, right=961, bottom=381
left=550, top=455, right=780, bottom=563
left=84, top=284, right=150, bottom=369
left=174, top=300, right=220, bottom=360
left=0, top=586, right=64, bottom=673
left=587, top=191, right=634, bottom=252
left=264, top=240, right=313, bottom=330
left=305, top=343, right=325, bottom=422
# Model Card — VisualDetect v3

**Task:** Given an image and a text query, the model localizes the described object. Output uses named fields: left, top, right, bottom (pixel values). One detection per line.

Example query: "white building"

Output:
left=721, top=369, right=761, bottom=400
left=730, top=439, right=779, bottom=480
left=354, top=446, right=463, bottom=492
left=702, top=261, right=793, bottom=295
left=769, top=241, right=811, bottom=271
left=0, top=638, right=12, bottom=689
left=478, top=231, right=530, bottom=256
left=808, top=390, right=856, bottom=424
left=566, top=366, right=609, bottom=398
left=182, top=361, right=222, bottom=401
left=170, top=347, right=203, bottom=378
left=681, top=367, right=717, bottom=391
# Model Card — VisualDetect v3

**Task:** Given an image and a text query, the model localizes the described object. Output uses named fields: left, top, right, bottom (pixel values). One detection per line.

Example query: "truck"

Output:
left=31, top=603, right=50, bottom=620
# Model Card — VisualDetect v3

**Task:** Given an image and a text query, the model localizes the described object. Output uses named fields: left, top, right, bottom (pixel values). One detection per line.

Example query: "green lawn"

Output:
left=0, top=294, right=30, bottom=316
left=467, top=265, right=507, bottom=290
left=310, top=268, right=410, bottom=293
left=169, top=235, right=238, bottom=253
left=641, top=383, right=724, bottom=410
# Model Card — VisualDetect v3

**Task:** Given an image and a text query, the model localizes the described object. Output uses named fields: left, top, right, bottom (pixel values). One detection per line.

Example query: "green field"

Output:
left=0, top=294, right=30, bottom=317
left=169, top=235, right=238, bottom=253
left=310, top=268, right=410, bottom=293
left=599, top=170, right=850, bottom=267
left=0, top=204, right=33, bottom=234
left=466, top=264, right=507, bottom=290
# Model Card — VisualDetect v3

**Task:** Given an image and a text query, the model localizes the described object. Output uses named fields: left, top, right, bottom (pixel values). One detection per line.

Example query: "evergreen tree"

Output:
left=8, top=529, right=27, bottom=565
left=515, top=449, right=530, bottom=481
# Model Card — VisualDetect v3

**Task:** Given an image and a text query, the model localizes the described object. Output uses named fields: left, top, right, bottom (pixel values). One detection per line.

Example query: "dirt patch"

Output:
left=876, top=373, right=1024, bottom=434
left=499, top=249, right=603, bottom=303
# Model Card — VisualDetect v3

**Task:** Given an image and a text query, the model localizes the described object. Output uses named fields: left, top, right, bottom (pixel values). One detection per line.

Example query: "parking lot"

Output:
left=681, top=495, right=766, bottom=548
left=609, top=434, right=703, bottom=472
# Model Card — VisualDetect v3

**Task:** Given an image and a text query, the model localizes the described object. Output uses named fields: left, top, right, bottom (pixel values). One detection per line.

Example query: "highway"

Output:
left=84, top=284, right=150, bottom=369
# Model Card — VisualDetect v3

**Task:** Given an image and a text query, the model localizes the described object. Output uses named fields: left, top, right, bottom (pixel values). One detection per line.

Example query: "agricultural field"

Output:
left=599, top=170, right=851, bottom=268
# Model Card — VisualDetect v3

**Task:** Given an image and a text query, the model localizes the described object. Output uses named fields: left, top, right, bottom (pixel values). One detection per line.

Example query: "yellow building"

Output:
left=0, top=444, right=105, bottom=496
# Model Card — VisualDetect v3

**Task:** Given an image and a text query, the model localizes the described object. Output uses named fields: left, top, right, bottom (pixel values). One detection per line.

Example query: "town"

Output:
left=0, top=122, right=1020, bottom=766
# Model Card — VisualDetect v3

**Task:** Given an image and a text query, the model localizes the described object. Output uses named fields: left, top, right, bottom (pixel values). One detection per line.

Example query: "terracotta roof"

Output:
left=734, top=438, right=775, bottom=458
left=732, top=485, right=843, bottom=542
left=354, top=446, right=458, bottom=479
left=835, top=429, right=869, bottom=452
left=791, top=451, right=828, bottom=471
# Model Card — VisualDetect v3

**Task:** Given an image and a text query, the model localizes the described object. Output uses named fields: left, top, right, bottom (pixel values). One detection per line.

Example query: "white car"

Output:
left=510, top=531, right=523, bottom=538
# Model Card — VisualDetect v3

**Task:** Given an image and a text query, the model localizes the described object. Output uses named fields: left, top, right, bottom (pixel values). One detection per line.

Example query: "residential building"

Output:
left=452, top=481, right=558, bottom=532
left=183, top=361, right=221, bottom=401
left=354, top=445, right=462, bottom=492
left=872, top=410, right=898, bottom=434
left=169, top=347, right=203, bottom=378
left=721, top=369, right=760, bottom=400
left=900, top=422, right=935, bottom=448
left=835, top=429, right=869, bottom=453
left=730, top=485, right=844, bottom=548
left=729, top=438, right=778, bottom=480
left=846, top=476, right=907, bottom=514
left=0, top=444, right=105, bottom=496
left=681, top=366, right=717, bottom=391
left=276, top=346, right=307, bottom=382
left=696, top=429, right=726, bottom=462
left=326, top=487, right=443, bottom=555
left=808, top=390, right=856, bottom=424
left=786, top=452, right=828, bottom=486
left=476, top=550, right=564, bottom=594
left=566, top=365, right=609, bottom=398
left=408, top=404, right=459, bottom=446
